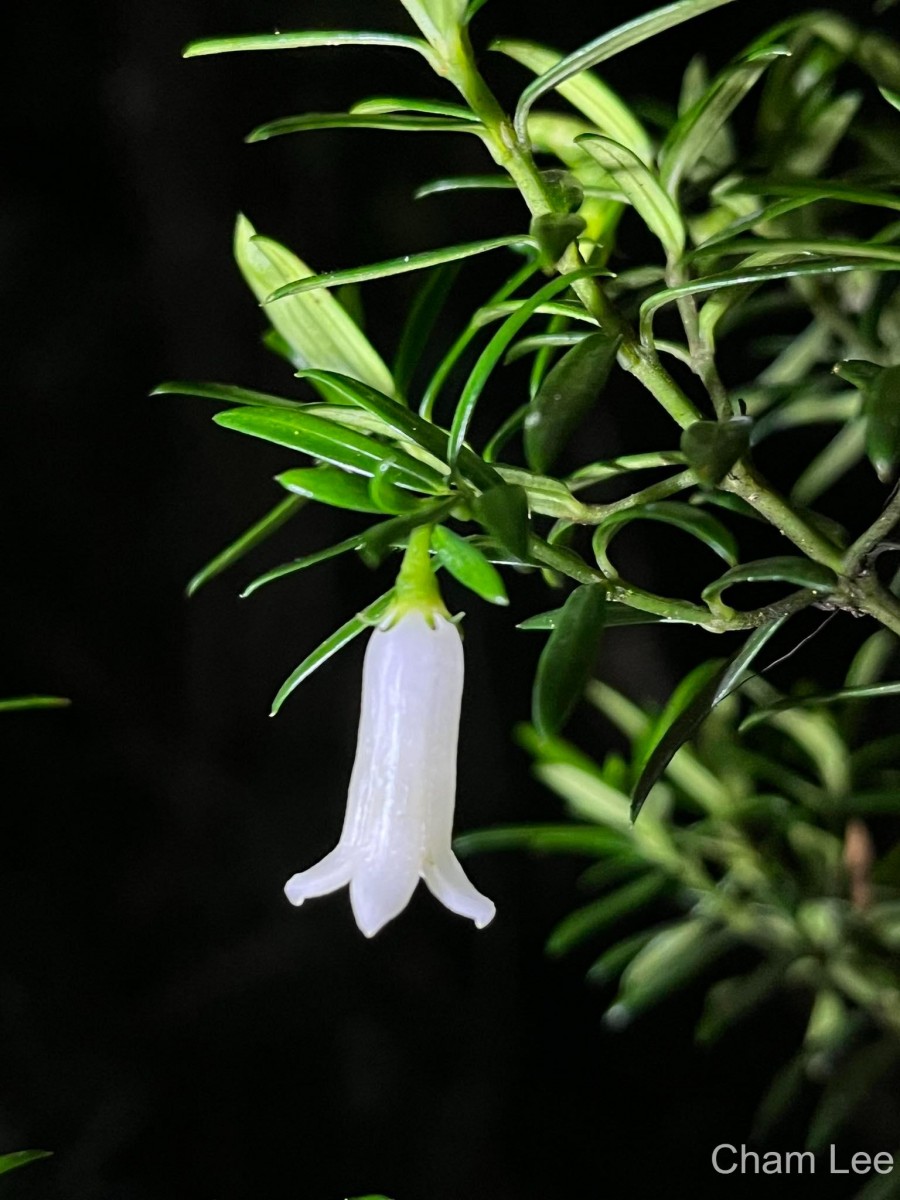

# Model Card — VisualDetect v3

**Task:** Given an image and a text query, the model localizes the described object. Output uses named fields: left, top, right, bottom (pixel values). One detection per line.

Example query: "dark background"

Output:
left=2, top=1, right=897, bottom=1197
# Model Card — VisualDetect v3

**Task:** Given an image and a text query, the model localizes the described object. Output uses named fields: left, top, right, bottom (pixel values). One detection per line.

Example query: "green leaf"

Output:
left=357, top=498, right=456, bottom=568
left=865, top=364, right=900, bottom=482
left=533, top=585, right=607, bottom=736
left=702, top=556, right=837, bottom=612
left=247, top=112, right=483, bottom=141
left=586, top=928, right=660, bottom=985
left=576, top=135, right=685, bottom=259
left=187, top=495, right=307, bottom=597
left=518, top=605, right=667, bottom=630
left=350, top=96, right=476, bottom=120
left=740, top=681, right=900, bottom=731
left=0, top=1150, right=53, bottom=1175
left=240, top=533, right=364, bottom=598
left=0, top=696, right=70, bottom=713
left=608, top=921, right=733, bottom=1024
left=512, top=0, right=739, bottom=144
left=414, top=174, right=517, bottom=200
left=631, top=616, right=789, bottom=818
left=297, top=369, right=499, bottom=492
left=659, top=50, right=787, bottom=195
left=524, top=332, right=621, bottom=474
left=455, top=824, right=628, bottom=857
left=152, top=380, right=301, bottom=410
left=392, top=263, right=460, bottom=397
left=505, top=331, right=590, bottom=366
left=592, top=501, right=738, bottom=570
left=212, top=406, right=447, bottom=493
left=233, top=216, right=395, bottom=396
left=449, top=266, right=609, bottom=463
left=881, top=86, right=900, bottom=113
left=680, top=417, right=751, bottom=486
left=491, top=37, right=652, bottom=162
left=432, top=526, right=508, bottom=605
left=270, top=591, right=395, bottom=715
left=546, top=873, right=668, bottom=957
left=183, top=29, right=434, bottom=62
left=529, top=213, right=587, bottom=267
left=263, top=236, right=533, bottom=304
left=474, top=483, right=530, bottom=561
left=276, top=466, right=407, bottom=513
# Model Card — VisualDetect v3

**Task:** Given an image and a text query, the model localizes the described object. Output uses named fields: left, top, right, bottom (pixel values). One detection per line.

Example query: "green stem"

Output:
left=394, top=524, right=448, bottom=617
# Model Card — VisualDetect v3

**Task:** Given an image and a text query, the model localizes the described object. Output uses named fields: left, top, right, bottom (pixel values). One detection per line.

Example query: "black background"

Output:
left=2, top=1, right=898, bottom=1197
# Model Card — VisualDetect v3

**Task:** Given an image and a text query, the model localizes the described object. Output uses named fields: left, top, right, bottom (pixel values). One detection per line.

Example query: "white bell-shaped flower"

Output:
left=284, top=589, right=495, bottom=937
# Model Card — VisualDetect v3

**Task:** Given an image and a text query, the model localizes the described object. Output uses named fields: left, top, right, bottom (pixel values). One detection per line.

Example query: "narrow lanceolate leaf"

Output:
left=212, top=406, right=447, bottom=493
left=592, top=502, right=738, bottom=570
left=609, top=922, right=733, bottom=1024
left=242, top=534, right=364, bottom=597
left=247, top=112, right=482, bottom=142
left=0, top=696, right=70, bottom=713
left=659, top=50, right=787, bottom=195
left=492, top=38, right=652, bottom=162
left=518, top=605, right=668, bottom=630
left=263, top=237, right=533, bottom=304
left=513, top=0, right=738, bottom=143
left=270, top=591, right=395, bottom=715
left=432, top=526, right=509, bottom=605
left=741, top=681, right=900, bottom=731
left=414, top=174, right=517, bottom=200
left=865, top=364, right=900, bottom=482
left=881, top=86, right=900, bottom=113
left=297, top=369, right=499, bottom=491
left=234, top=215, right=395, bottom=396
left=474, top=483, right=530, bottom=561
left=276, top=466, right=409, bottom=513
left=546, top=872, right=668, bottom=957
left=152, top=381, right=300, bottom=410
left=187, top=495, right=307, bottom=597
left=392, top=263, right=460, bottom=397
left=0, top=1151, right=53, bottom=1175
left=455, top=823, right=628, bottom=857
left=701, top=557, right=837, bottom=612
left=449, top=266, right=609, bottom=463
left=576, top=135, right=685, bottom=259
left=525, top=332, right=621, bottom=474
left=357, top=497, right=457, bottom=568
left=631, top=616, right=789, bottom=819
left=641, top=258, right=900, bottom=343
left=681, top=417, right=752, bottom=486
left=350, top=96, right=476, bottom=121
left=183, top=30, right=436, bottom=63
left=533, top=585, right=607, bottom=736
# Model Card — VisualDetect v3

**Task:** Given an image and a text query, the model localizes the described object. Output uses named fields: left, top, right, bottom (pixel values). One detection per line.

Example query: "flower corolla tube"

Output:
left=284, top=589, right=495, bottom=937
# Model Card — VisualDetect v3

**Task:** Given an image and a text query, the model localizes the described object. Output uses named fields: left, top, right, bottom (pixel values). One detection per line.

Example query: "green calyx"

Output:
left=389, top=524, right=451, bottom=624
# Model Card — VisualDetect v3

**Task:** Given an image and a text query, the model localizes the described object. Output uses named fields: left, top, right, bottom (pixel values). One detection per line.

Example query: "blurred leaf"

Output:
left=492, top=37, right=652, bottom=162
left=740, top=681, right=900, bottom=731
left=865, top=364, right=900, bottom=482
left=723, top=178, right=900, bottom=216
left=241, top=533, right=364, bottom=598
left=751, top=1053, right=807, bottom=1142
left=212, top=407, right=447, bottom=493
left=0, top=1151, right=52, bottom=1176
left=0, top=697, right=70, bottom=713
left=524, top=332, right=621, bottom=474
left=432, top=526, right=508, bottom=605
left=632, top=616, right=789, bottom=819
left=512, top=0, right=738, bottom=143
left=184, top=29, right=433, bottom=60
left=247, top=112, right=483, bottom=141
left=532, top=585, right=607, bottom=736
left=276, top=466, right=406, bottom=514
left=587, top=928, right=659, bottom=985
left=697, top=961, right=787, bottom=1044
left=270, top=591, right=394, bottom=715
left=807, top=1041, right=900, bottom=1152
left=608, top=921, right=734, bottom=1025
left=881, top=86, right=900, bottom=113
left=680, top=417, right=752, bottom=486
left=833, top=360, right=884, bottom=389
left=577, top=135, right=685, bottom=259
left=392, top=263, right=460, bottom=397
left=593, top=501, right=738, bottom=570
left=702, top=556, right=837, bottom=611
left=455, top=824, right=628, bottom=857
left=263, top=236, right=533, bottom=303
left=357, top=498, right=456, bottom=568
left=187, top=495, right=307, bottom=597
left=660, top=49, right=786, bottom=195
left=474, top=483, right=530, bottom=560
left=529, top=213, right=587, bottom=267
left=547, top=872, right=668, bottom=957
left=518, top=604, right=667, bottom=630
left=449, top=266, right=610, bottom=463
left=152, top=380, right=300, bottom=410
